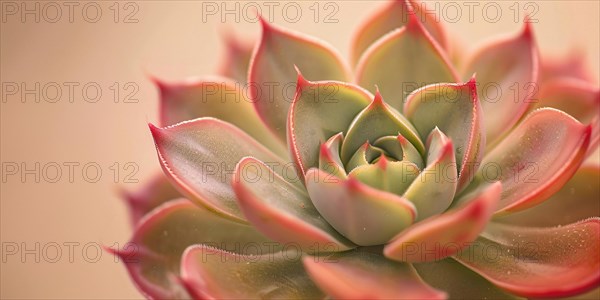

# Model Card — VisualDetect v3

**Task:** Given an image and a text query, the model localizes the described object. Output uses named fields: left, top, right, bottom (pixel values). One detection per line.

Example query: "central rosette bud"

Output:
left=290, top=73, right=481, bottom=246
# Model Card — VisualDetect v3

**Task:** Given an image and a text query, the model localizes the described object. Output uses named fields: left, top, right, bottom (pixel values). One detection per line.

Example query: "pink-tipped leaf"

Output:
left=288, top=75, right=371, bottom=180
left=249, top=18, right=350, bottom=141
left=453, top=218, right=600, bottom=298
left=305, top=168, right=416, bottom=246
left=232, top=157, right=355, bottom=253
left=150, top=118, right=292, bottom=223
left=355, top=12, right=458, bottom=111
left=385, top=181, right=501, bottom=263
left=303, top=249, right=446, bottom=300
left=404, top=79, right=484, bottom=192
left=462, top=20, right=539, bottom=146
left=350, top=0, right=448, bottom=65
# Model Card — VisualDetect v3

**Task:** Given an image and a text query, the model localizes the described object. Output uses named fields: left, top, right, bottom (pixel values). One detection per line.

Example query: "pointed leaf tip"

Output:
left=295, top=66, right=310, bottom=90
left=522, top=16, right=534, bottom=39
left=405, top=9, right=421, bottom=32
left=148, top=122, right=162, bottom=137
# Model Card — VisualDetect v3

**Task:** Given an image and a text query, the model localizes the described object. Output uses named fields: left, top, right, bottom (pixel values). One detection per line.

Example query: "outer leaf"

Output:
left=385, top=182, right=501, bottom=263
left=495, top=164, right=600, bottom=227
left=540, top=51, right=596, bottom=84
left=340, top=90, right=425, bottom=163
left=217, top=29, right=254, bottom=83
left=404, top=79, right=484, bottom=192
left=111, top=199, right=275, bottom=299
left=250, top=18, right=350, bottom=141
left=453, top=219, right=600, bottom=298
left=462, top=21, right=538, bottom=146
left=403, top=128, right=457, bottom=221
left=150, top=118, right=290, bottom=223
left=303, top=249, right=446, bottom=299
left=355, top=12, right=458, bottom=111
left=350, top=0, right=448, bottom=65
left=288, top=74, right=371, bottom=179
left=534, top=78, right=600, bottom=155
left=305, top=168, right=416, bottom=246
left=182, top=245, right=324, bottom=299
left=414, top=258, right=522, bottom=300
left=233, top=157, right=355, bottom=253
left=155, top=76, right=286, bottom=156
left=121, top=173, right=180, bottom=226
left=469, top=108, right=591, bottom=216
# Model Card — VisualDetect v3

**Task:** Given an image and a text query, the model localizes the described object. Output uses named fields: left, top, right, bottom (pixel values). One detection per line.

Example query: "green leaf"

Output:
left=318, top=133, right=348, bottom=179
left=250, top=18, right=350, bottom=141
left=112, top=199, right=276, bottom=299
left=289, top=75, right=371, bottom=178
left=453, top=219, right=600, bottom=298
left=403, top=128, right=457, bottom=221
left=414, top=258, right=522, bottom=300
left=373, top=134, right=424, bottom=169
left=351, top=0, right=448, bottom=65
left=495, top=164, right=600, bottom=227
left=462, top=21, right=538, bottom=146
left=404, top=79, right=484, bottom=192
left=467, top=108, right=591, bottom=216
left=233, top=157, right=355, bottom=253
left=305, top=168, right=415, bottom=246
left=340, top=91, right=425, bottom=164
left=150, top=118, right=292, bottom=223
left=303, top=249, right=446, bottom=299
left=155, top=77, right=286, bottom=157
left=349, top=158, right=420, bottom=197
left=385, top=182, right=501, bottom=262
left=182, top=245, right=324, bottom=299
left=356, top=12, right=457, bottom=111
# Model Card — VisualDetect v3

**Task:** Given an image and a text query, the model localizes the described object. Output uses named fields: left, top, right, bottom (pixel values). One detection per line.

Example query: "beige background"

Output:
left=1, top=1, right=598, bottom=299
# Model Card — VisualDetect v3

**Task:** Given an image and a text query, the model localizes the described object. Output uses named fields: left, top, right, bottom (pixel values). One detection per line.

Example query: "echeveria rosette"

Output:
left=114, top=1, right=600, bottom=299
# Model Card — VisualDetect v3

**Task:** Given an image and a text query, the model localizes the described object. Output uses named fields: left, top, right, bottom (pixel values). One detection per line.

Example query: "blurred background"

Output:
left=1, top=1, right=598, bottom=298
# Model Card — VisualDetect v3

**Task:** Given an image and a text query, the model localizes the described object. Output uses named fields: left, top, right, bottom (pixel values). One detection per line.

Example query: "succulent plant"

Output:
left=113, top=0, right=600, bottom=299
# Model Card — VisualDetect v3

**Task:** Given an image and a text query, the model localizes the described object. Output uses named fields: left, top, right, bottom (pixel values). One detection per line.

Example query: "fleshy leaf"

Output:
left=155, top=76, right=286, bottom=156
left=303, top=249, right=446, bottom=299
left=495, top=164, right=600, bottom=227
left=319, top=133, right=347, bottom=179
left=250, top=18, right=350, bottom=141
left=121, top=173, right=181, bottom=226
left=345, top=142, right=385, bottom=172
left=349, top=158, right=420, bottom=196
left=462, top=21, right=538, bottom=146
left=340, top=91, right=425, bottom=164
left=453, top=219, right=600, bottom=298
left=414, top=258, right=522, bottom=300
left=350, top=0, right=448, bottom=65
left=540, top=50, right=596, bottom=84
left=534, top=78, right=600, bottom=155
left=468, top=108, right=591, bottom=216
left=403, top=128, right=457, bottom=221
left=233, top=157, right=355, bottom=253
left=217, top=29, right=254, bottom=83
left=355, top=12, right=458, bottom=111
left=385, top=181, right=501, bottom=263
left=288, top=75, right=372, bottom=179
left=305, top=168, right=416, bottom=246
left=404, top=79, right=484, bottom=192
left=373, top=135, right=424, bottom=169
left=182, top=245, right=324, bottom=299
left=150, top=118, right=291, bottom=223
left=111, top=199, right=276, bottom=299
